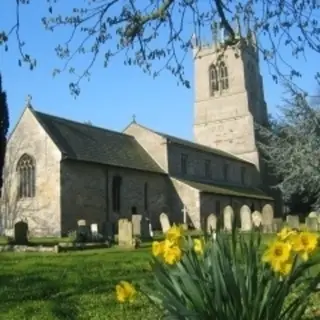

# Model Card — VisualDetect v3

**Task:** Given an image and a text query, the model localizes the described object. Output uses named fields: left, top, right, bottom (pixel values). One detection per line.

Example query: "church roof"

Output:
left=176, top=178, right=273, bottom=200
left=31, top=110, right=165, bottom=174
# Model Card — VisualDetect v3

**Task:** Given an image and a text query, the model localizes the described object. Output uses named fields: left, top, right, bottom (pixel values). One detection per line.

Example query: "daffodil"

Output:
left=166, top=224, right=184, bottom=244
left=115, top=281, right=136, bottom=303
left=152, top=241, right=162, bottom=257
left=277, top=227, right=297, bottom=242
left=262, top=240, right=292, bottom=273
left=193, top=238, right=204, bottom=255
left=291, top=231, right=318, bottom=261
left=163, top=245, right=182, bottom=265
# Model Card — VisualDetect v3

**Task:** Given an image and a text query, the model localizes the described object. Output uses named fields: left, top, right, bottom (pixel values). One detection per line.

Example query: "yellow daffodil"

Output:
left=166, top=224, right=184, bottom=244
left=262, top=240, right=292, bottom=273
left=163, top=245, right=182, bottom=265
left=193, top=238, right=204, bottom=255
left=291, top=231, right=318, bottom=261
left=278, top=260, right=293, bottom=276
left=277, top=227, right=297, bottom=242
left=152, top=241, right=162, bottom=257
left=115, top=281, right=136, bottom=303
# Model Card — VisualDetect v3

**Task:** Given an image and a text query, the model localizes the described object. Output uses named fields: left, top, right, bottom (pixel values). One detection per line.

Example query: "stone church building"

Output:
left=0, top=35, right=276, bottom=236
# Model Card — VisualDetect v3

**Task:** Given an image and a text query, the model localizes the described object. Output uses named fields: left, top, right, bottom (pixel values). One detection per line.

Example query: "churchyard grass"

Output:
left=0, top=234, right=319, bottom=319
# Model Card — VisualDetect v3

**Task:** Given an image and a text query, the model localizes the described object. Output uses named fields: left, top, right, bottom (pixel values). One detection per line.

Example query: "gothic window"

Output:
left=112, top=175, right=122, bottom=213
left=181, top=154, right=188, bottom=175
left=241, top=167, right=246, bottom=185
left=17, top=154, right=36, bottom=199
left=209, top=64, right=219, bottom=95
left=223, top=163, right=229, bottom=181
left=205, top=159, right=212, bottom=178
left=144, top=182, right=148, bottom=212
left=219, top=62, right=229, bottom=90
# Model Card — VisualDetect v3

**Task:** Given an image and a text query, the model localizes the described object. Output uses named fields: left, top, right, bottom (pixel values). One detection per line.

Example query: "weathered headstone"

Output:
left=160, top=213, right=171, bottom=233
left=14, top=220, right=28, bottom=245
left=91, top=223, right=98, bottom=234
left=240, top=205, right=252, bottom=232
left=272, top=218, right=283, bottom=232
left=141, top=217, right=152, bottom=240
left=223, top=206, right=234, bottom=231
left=132, top=214, right=142, bottom=236
left=286, top=215, right=300, bottom=229
left=207, top=214, right=217, bottom=233
left=305, top=217, right=319, bottom=232
left=308, top=212, right=320, bottom=224
left=118, top=219, right=134, bottom=247
left=77, top=219, right=86, bottom=226
left=252, top=211, right=262, bottom=228
left=262, top=204, right=274, bottom=233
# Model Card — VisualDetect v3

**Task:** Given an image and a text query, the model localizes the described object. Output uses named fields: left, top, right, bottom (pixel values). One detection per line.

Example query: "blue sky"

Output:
left=1, top=1, right=318, bottom=141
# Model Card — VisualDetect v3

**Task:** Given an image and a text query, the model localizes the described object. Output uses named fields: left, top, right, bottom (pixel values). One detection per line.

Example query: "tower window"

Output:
left=112, top=175, right=122, bottom=213
left=219, top=62, right=229, bottom=90
left=209, top=64, right=219, bottom=95
left=181, top=154, right=188, bottom=175
left=17, top=154, right=36, bottom=199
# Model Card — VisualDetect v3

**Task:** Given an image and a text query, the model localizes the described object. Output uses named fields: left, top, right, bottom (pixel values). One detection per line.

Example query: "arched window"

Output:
left=209, top=64, right=219, bottom=95
left=16, top=154, right=36, bottom=199
left=219, top=62, right=229, bottom=90
left=112, top=175, right=122, bottom=213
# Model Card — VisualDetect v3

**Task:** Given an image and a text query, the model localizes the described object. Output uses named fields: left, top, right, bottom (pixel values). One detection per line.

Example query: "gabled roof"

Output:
left=30, top=109, right=165, bottom=174
left=175, top=178, right=273, bottom=200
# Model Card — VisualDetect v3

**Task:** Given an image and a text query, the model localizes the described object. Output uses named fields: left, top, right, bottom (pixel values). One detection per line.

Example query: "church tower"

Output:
left=193, top=24, right=268, bottom=173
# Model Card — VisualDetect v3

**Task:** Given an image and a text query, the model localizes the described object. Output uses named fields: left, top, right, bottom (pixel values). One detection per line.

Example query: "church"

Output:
left=0, top=33, right=276, bottom=237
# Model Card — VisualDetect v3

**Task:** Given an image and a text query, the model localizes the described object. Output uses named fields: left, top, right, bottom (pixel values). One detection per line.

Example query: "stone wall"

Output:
left=1, top=107, right=61, bottom=236
left=167, top=142, right=258, bottom=187
left=60, top=160, right=168, bottom=234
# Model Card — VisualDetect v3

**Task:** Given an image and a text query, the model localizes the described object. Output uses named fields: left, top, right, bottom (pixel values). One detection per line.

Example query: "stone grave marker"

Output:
left=308, top=212, right=320, bottom=224
left=240, top=205, right=252, bottom=232
left=77, top=219, right=86, bottom=226
left=132, top=214, right=142, bottom=236
left=14, top=220, right=28, bottom=245
left=272, top=218, right=283, bottom=232
left=102, top=221, right=114, bottom=242
left=160, top=213, right=171, bottom=233
left=181, top=206, right=188, bottom=230
left=207, top=214, right=217, bottom=233
left=223, top=206, right=234, bottom=231
left=141, top=217, right=152, bottom=240
left=76, top=220, right=90, bottom=242
left=118, top=219, right=134, bottom=247
left=286, top=215, right=300, bottom=229
left=305, top=217, right=319, bottom=232
left=262, top=204, right=274, bottom=233
left=252, top=211, right=262, bottom=229
left=91, top=223, right=98, bottom=234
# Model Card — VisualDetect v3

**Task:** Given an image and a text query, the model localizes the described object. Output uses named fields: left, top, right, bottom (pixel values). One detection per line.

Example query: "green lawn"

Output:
left=0, top=235, right=319, bottom=319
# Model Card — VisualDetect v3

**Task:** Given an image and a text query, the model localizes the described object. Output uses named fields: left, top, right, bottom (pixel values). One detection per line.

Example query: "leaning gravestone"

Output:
left=305, top=217, right=319, bottom=232
left=262, top=204, right=274, bottom=233
left=118, top=219, right=134, bottom=247
left=286, top=215, right=300, bottom=229
left=223, top=206, right=234, bottom=231
left=160, top=213, right=171, bottom=233
left=207, top=214, right=217, bottom=233
left=14, top=220, right=28, bottom=245
left=252, top=211, right=262, bottom=229
left=132, top=214, right=142, bottom=236
left=240, top=205, right=252, bottom=232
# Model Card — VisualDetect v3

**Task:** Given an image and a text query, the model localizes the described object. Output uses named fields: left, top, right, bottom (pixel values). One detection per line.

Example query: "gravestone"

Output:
left=160, top=213, right=171, bottom=233
left=181, top=206, right=188, bottom=230
left=240, top=205, right=252, bottom=232
left=141, top=217, right=152, bottom=240
left=286, top=215, right=300, bottom=229
left=118, top=219, right=134, bottom=247
left=262, top=204, right=274, bottom=233
left=272, top=218, right=283, bottom=232
left=102, top=221, right=114, bottom=242
left=305, top=217, right=319, bottom=232
left=132, top=214, right=142, bottom=236
left=252, top=211, right=262, bottom=229
left=223, top=206, right=234, bottom=231
left=91, top=223, right=98, bottom=234
left=308, top=212, right=320, bottom=224
left=207, top=214, right=217, bottom=233
left=14, top=221, right=28, bottom=245
left=77, top=219, right=86, bottom=226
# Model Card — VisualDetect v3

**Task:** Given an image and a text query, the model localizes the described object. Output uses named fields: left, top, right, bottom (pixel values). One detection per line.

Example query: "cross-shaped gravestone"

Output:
left=181, top=206, right=188, bottom=224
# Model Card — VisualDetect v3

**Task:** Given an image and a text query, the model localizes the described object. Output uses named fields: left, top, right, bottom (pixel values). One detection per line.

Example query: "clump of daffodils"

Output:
left=152, top=224, right=204, bottom=264
left=115, top=281, right=136, bottom=303
left=262, top=227, right=319, bottom=276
